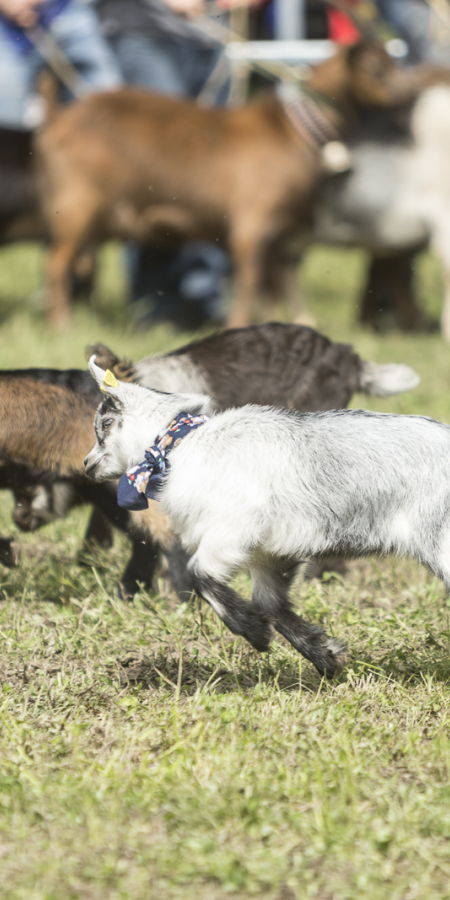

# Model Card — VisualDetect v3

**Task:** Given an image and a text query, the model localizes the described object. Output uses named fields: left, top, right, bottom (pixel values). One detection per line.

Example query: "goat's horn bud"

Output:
left=101, top=369, right=119, bottom=392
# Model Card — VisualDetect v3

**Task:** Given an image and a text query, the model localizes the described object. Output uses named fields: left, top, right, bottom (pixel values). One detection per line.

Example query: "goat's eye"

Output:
left=103, top=418, right=114, bottom=428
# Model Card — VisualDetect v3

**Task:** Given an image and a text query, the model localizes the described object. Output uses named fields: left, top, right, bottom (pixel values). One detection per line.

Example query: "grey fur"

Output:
left=134, top=354, right=210, bottom=397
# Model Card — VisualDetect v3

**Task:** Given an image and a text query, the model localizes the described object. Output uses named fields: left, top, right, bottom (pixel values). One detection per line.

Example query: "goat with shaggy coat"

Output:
left=86, top=358, right=446, bottom=677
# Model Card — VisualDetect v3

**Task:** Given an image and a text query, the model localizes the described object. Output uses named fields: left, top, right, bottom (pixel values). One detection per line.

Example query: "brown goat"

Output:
left=36, top=42, right=418, bottom=327
left=0, top=369, right=171, bottom=597
left=0, top=378, right=96, bottom=476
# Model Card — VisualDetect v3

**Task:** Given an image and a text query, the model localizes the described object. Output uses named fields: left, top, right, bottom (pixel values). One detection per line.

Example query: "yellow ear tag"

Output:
left=101, top=369, right=119, bottom=393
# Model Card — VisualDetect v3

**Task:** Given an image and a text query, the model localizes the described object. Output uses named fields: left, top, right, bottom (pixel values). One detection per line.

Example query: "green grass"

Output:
left=2, top=243, right=450, bottom=899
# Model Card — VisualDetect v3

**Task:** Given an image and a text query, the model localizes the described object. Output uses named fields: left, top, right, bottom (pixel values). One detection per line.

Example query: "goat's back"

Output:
left=164, top=406, right=450, bottom=562
left=167, top=323, right=363, bottom=411
left=36, top=89, right=315, bottom=226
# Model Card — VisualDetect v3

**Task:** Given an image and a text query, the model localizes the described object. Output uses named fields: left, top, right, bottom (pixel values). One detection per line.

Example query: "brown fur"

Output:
left=0, top=370, right=170, bottom=597
left=0, top=377, right=96, bottom=475
left=130, top=503, right=175, bottom=549
left=36, top=42, right=418, bottom=327
left=0, top=369, right=175, bottom=549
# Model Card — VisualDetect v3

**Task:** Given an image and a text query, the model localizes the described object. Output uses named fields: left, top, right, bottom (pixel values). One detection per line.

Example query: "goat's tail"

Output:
left=358, top=361, right=420, bottom=397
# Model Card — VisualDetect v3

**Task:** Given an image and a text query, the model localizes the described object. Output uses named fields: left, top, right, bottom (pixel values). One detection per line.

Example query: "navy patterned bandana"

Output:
left=117, top=411, right=210, bottom=510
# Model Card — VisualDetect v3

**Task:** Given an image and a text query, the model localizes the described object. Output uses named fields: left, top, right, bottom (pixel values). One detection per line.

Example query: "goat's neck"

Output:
left=306, top=58, right=353, bottom=134
left=136, top=390, right=211, bottom=440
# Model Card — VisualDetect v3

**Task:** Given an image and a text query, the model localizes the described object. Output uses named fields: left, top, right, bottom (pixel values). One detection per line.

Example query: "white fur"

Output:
left=358, top=361, right=419, bottom=397
left=134, top=354, right=210, bottom=396
left=314, top=86, right=450, bottom=341
left=87, top=357, right=450, bottom=600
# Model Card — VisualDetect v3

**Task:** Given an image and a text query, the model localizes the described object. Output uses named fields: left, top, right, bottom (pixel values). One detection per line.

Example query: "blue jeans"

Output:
left=111, top=32, right=230, bottom=104
left=376, top=0, right=450, bottom=64
left=0, top=0, right=121, bottom=128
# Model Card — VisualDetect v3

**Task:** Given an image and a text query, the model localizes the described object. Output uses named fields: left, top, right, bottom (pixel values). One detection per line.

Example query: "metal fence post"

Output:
left=275, top=0, right=306, bottom=40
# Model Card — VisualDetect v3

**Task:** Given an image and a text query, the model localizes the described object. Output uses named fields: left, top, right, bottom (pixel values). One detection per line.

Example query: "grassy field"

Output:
left=2, top=243, right=450, bottom=900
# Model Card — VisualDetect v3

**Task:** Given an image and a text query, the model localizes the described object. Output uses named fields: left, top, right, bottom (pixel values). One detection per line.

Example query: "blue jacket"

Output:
left=1, top=0, right=71, bottom=53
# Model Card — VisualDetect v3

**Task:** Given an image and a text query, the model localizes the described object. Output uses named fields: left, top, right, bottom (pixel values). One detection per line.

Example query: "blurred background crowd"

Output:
left=1, top=0, right=450, bottom=331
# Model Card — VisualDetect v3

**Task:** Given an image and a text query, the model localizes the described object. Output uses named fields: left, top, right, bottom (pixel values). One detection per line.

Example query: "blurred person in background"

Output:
left=96, top=0, right=231, bottom=328
left=374, top=0, right=450, bottom=64
left=98, top=0, right=230, bottom=102
left=0, top=0, right=230, bottom=329
left=327, top=0, right=450, bottom=64
left=0, top=0, right=121, bottom=128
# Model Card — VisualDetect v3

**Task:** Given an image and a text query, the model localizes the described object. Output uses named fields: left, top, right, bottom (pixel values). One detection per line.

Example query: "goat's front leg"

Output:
left=119, top=528, right=160, bottom=601
left=161, top=539, right=196, bottom=602
left=188, top=558, right=274, bottom=652
left=360, top=253, right=424, bottom=332
left=47, top=238, right=78, bottom=327
left=46, top=194, right=100, bottom=327
left=227, top=233, right=262, bottom=329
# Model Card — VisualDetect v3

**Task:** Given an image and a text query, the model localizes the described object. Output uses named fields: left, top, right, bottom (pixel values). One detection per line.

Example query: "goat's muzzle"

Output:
left=84, top=456, right=100, bottom=480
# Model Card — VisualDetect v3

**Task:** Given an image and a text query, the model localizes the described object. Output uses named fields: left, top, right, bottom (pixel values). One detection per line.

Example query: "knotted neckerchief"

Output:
left=117, top=411, right=210, bottom=510
left=281, top=94, right=340, bottom=149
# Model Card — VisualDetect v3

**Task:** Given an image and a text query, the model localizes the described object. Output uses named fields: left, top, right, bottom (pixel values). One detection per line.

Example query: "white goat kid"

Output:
left=86, top=356, right=450, bottom=678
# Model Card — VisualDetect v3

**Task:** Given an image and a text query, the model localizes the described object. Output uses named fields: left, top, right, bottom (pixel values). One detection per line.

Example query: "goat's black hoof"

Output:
left=0, top=537, right=21, bottom=568
left=248, top=632, right=274, bottom=653
left=316, top=637, right=348, bottom=679
left=117, top=580, right=137, bottom=603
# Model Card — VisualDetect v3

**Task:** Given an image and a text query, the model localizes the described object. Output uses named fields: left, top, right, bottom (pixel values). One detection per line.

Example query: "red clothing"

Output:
left=327, top=3, right=361, bottom=44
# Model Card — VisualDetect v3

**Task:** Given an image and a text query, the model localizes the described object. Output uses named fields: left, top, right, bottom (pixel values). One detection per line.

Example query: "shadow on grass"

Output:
left=347, top=635, right=450, bottom=685
left=114, top=644, right=450, bottom=697
left=112, top=644, right=326, bottom=695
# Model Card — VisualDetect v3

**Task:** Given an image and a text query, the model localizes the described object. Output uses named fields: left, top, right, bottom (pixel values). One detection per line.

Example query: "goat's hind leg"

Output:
left=251, top=557, right=347, bottom=678
left=188, top=556, right=274, bottom=652
left=276, top=606, right=347, bottom=678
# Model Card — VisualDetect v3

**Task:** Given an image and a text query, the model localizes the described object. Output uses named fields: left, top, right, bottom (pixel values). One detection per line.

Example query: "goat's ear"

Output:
left=89, top=354, right=109, bottom=386
left=88, top=355, right=125, bottom=404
